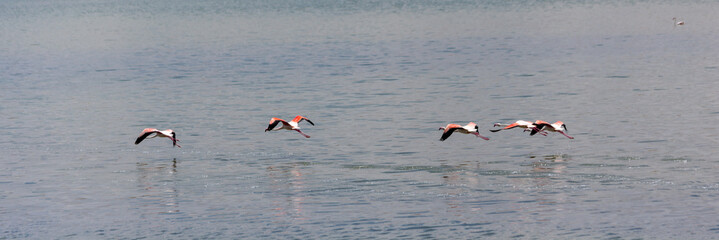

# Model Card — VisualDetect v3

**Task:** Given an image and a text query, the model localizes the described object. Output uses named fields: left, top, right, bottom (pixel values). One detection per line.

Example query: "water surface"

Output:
left=3, top=0, right=719, bottom=238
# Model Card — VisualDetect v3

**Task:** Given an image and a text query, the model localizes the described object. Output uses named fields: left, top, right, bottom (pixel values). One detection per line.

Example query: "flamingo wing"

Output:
left=464, top=122, right=478, bottom=131
left=530, top=128, right=541, bottom=136
left=502, top=122, right=521, bottom=130
left=531, top=122, right=551, bottom=136
left=265, top=118, right=288, bottom=131
left=135, top=130, right=158, bottom=145
left=440, top=127, right=459, bottom=141
left=303, top=118, right=314, bottom=126
left=535, top=123, right=551, bottom=129
left=293, top=116, right=314, bottom=126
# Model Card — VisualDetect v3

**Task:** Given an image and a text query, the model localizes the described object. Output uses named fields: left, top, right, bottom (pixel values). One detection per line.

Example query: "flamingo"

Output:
left=490, top=120, right=547, bottom=136
left=673, top=17, right=684, bottom=26
left=438, top=122, right=490, bottom=141
left=135, top=128, right=181, bottom=148
left=533, top=120, right=574, bottom=139
left=265, top=115, right=315, bottom=138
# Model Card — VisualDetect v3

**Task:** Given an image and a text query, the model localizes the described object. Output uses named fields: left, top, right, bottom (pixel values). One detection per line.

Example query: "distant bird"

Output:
left=533, top=121, right=574, bottom=139
left=673, top=17, right=684, bottom=26
left=265, top=115, right=315, bottom=138
left=438, top=122, right=490, bottom=141
left=490, top=120, right=547, bottom=136
left=135, top=128, right=181, bottom=148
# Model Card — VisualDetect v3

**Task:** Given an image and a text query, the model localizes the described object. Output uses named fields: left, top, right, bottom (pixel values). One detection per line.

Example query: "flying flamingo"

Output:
left=265, top=115, right=315, bottom=138
left=135, top=128, right=181, bottom=148
left=438, top=122, right=490, bottom=141
left=533, top=120, right=574, bottom=139
left=490, top=120, right=547, bottom=136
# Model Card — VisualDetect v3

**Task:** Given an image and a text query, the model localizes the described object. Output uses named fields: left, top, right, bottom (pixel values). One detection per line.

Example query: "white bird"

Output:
left=673, top=17, right=684, bottom=26
left=265, top=115, right=315, bottom=138
left=438, top=122, right=490, bottom=141
left=135, top=128, right=181, bottom=148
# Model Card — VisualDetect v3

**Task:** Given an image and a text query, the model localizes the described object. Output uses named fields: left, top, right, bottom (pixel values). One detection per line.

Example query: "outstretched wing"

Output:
left=491, top=123, right=519, bottom=132
left=293, top=115, right=314, bottom=126
left=135, top=131, right=157, bottom=144
left=530, top=128, right=540, bottom=136
left=440, top=127, right=458, bottom=141
left=303, top=118, right=314, bottom=126
left=502, top=123, right=520, bottom=130
left=265, top=118, right=287, bottom=131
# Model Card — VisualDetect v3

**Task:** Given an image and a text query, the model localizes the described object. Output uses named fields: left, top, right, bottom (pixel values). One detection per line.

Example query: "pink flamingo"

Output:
left=533, top=120, right=574, bottom=139
left=490, top=120, right=547, bottom=136
left=265, top=116, right=315, bottom=138
left=135, top=128, right=181, bottom=148
left=438, top=122, right=490, bottom=141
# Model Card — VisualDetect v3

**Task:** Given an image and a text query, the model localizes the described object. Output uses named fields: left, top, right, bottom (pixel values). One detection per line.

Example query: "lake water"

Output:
left=3, top=0, right=719, bottom=238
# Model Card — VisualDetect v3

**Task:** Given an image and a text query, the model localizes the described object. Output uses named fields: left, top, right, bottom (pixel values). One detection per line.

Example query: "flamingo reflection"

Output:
left=267, top=164, right=307, bottom=221
left=134, top=158, right=180, bottom=214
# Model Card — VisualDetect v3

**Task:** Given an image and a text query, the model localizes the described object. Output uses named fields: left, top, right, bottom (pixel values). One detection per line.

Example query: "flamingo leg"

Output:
left=472, top=132, right=490, bottom=141
left=295, top=129, right=311, bottom=138
left=168, top=137, right=182, bottom=148
left=534, top=127, right=549, bottom=136
left=558, top=131, right=574, bottom=139
left=477, top=134, right=490, bottom=141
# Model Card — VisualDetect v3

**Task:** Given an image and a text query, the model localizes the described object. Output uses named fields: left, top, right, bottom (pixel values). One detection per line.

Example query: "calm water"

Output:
left=3, top=0, right=719, bottom=239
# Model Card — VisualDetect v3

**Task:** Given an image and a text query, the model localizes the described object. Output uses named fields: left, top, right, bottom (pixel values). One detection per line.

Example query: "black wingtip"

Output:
left=265, top=121, right=280, bottom=132
left=439, top=128, right=455, bottom=141
left=135, top=132, right=152, bottom=145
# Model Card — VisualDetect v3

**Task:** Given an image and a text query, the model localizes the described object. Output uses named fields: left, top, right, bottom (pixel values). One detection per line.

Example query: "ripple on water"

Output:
left=478, top=170, right=518, bottom=176
left=636, top=139, right=667, bottom=144
left=490, top=94, right=536, bottom=99
left=606, top=75, right=630, bottom=79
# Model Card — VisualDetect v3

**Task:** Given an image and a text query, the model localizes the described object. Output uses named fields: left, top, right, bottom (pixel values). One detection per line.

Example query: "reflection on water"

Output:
left=529, top=154, right=569, bottom=175
left=267, top=163, right=307, bottom=222
left=440, top=163, right=482, bottom=217
left=133, top=158, right=180, bottom=214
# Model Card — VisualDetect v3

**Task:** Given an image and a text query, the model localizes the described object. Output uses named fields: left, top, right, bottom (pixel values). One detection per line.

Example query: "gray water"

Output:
left=3, top=0, right=719, bottom=239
